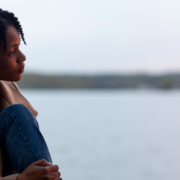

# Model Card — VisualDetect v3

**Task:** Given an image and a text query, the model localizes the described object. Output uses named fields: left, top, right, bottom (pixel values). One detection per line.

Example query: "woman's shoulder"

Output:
left=0, top=80, right=38, bottom=118
left=2, top=81, right=21, bottom=92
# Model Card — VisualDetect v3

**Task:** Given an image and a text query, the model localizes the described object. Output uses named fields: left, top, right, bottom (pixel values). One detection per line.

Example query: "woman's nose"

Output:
left=17, top=50, right=26, bottom=63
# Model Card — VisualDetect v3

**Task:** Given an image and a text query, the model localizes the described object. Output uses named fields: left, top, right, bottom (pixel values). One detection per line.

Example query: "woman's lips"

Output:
left=18, top=67, right=24, bottom=73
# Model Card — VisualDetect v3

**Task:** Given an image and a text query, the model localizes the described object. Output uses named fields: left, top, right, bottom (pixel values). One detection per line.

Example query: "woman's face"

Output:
left=0, top=25, right=26, bottom=81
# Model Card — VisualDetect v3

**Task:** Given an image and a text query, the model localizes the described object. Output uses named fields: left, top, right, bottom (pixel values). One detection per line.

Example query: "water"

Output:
left=22, top=89, right=180, bottom=180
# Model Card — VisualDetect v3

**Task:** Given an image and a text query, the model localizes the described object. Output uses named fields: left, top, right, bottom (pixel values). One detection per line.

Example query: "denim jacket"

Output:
left=0, top=80, right=38, bottom=180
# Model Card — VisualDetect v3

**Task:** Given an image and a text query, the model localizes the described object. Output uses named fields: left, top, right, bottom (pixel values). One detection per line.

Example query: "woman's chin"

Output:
left=13, top=74, right=22, bottom=82
left=1, top=74, right=22, bottom=82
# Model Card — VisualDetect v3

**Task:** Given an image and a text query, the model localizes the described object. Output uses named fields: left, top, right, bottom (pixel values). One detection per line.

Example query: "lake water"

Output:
left=22, top=89, right=180, bottom=180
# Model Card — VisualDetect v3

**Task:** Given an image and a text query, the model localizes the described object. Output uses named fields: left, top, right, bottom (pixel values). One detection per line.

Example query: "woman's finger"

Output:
left=54, top=178, right=63, bottom=180
left=33, top=159, right=52, bottom=166
left=49, top=171, right=61, bottom=179
left=47, top=164, right=59, bottom=172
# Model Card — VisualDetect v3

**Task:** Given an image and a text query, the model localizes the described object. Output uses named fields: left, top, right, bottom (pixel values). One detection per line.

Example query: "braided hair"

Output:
left=0, top=9, right=26, bottom=52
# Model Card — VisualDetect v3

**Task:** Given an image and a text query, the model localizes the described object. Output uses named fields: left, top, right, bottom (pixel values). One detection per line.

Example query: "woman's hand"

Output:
left=17, top=159, right=62, bottom=180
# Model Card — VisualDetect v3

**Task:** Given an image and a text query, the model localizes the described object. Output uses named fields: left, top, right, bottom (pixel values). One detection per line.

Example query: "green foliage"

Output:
left=16, top=73, right=180, bottom=89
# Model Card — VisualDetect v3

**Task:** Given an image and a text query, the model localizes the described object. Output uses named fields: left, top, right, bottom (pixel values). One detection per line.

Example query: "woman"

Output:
left=0, top=9, right=62, bottom=180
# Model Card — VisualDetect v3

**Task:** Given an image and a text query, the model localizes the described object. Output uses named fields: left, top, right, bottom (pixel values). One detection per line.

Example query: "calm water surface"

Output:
left=22, top=90, right=180, bottom=180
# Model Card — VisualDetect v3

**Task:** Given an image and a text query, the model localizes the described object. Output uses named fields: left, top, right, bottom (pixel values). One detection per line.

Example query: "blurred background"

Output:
left=2, top=0, right=180, bottom=179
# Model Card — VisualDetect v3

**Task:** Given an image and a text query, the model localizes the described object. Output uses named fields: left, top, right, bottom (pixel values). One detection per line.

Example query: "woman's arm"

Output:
left=0, top=159, right=62, bottom=180
left=0, top=174, right=19, bottom=180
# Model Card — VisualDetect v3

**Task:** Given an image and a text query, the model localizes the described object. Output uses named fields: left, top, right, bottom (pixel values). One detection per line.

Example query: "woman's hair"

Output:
left=0, top=9, right=26, bottom=52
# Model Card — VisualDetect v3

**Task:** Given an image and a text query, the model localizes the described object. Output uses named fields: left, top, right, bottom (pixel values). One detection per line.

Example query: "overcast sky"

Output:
left=1, top=0, right=180, bottom=74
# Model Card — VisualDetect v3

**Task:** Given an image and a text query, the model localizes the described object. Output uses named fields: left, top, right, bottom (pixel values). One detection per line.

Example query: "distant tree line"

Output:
left=16, top=73, right=180, bottom=89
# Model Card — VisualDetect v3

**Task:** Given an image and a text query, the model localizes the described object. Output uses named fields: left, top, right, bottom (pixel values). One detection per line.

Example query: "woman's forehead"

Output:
left=6, top=26, right=20, bottom=48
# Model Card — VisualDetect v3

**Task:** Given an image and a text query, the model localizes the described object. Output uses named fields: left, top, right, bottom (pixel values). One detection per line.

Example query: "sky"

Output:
left=1, top=0, right=180, bottom=74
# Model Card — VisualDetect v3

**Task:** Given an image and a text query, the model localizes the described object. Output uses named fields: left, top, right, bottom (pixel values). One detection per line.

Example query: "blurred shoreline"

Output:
left=17, top=73, right=180, bottom=89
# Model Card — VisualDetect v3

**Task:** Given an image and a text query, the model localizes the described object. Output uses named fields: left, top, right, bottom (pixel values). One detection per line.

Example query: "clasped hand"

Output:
left=17, top=159, right=62, bottom=180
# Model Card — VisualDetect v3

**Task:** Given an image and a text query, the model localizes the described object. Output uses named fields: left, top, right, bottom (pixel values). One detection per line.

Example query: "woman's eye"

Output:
left=9, top=51, right=15, bottom=56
